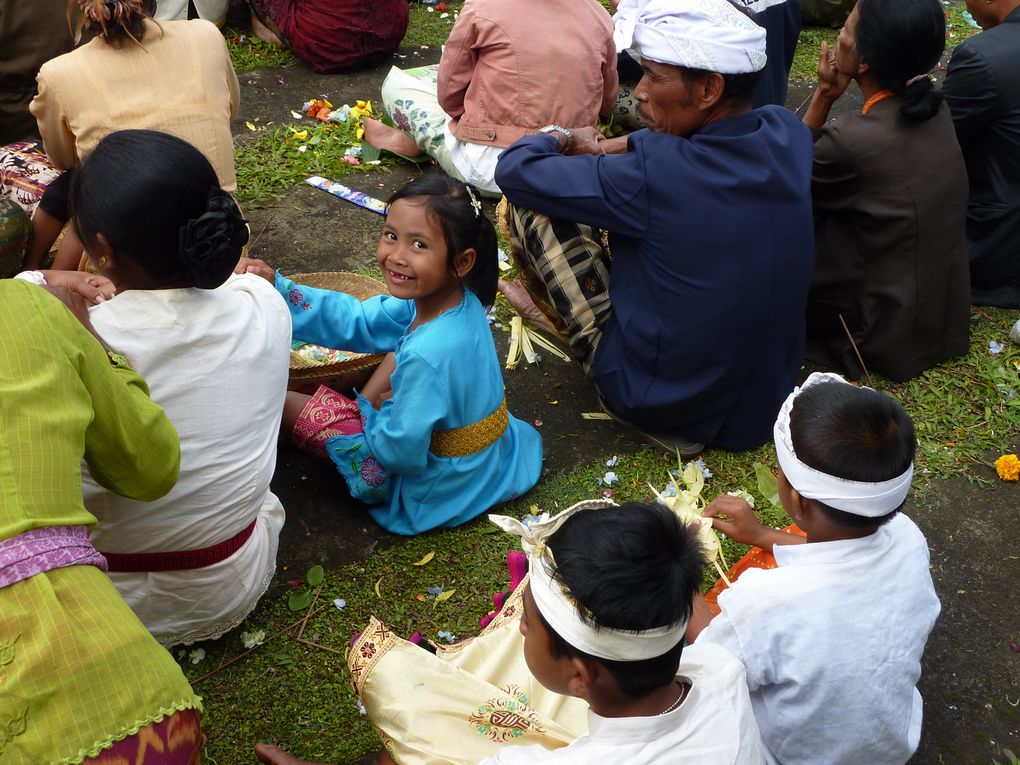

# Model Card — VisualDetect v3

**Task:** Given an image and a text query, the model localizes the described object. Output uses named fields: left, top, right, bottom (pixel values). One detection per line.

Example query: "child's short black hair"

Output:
left=539, top=502, right=704, bottom=698
left=790, top=380, right=916, bottom=529
left=387, top=175, right=498, bottom=307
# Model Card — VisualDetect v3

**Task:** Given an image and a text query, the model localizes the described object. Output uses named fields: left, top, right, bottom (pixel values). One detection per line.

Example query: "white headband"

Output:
left=632, top=0, right=767, bottom=74
left=774, top=372, right=913, bottom=518
left=489, top=501, right=687, bottom=661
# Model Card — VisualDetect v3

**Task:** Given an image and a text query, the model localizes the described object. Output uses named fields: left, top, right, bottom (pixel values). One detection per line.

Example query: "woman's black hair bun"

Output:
left=178, top=188, right=249, bottom=289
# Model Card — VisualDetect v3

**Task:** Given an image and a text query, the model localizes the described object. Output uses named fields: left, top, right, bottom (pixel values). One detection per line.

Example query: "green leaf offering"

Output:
left=754, top=462, right=780, bottom=508
left=432, top=588, right=456, bottom=607
left=413, top=551, right=435, bottom=566
left=288, top=588, right=314, bottom=611
left=306, top=564, right=325, bottom=587
left=359, top=143, right=382, bottom=163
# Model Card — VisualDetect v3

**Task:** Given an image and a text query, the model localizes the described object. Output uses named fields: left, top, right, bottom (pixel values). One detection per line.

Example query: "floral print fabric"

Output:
left=293, top=384, right=391, bottom=505
left=0, top=525, right=108, bottom=588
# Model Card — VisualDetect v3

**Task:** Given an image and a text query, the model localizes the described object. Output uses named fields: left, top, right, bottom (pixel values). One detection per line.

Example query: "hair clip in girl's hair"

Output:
left=465, top=185, right=482, bottom=218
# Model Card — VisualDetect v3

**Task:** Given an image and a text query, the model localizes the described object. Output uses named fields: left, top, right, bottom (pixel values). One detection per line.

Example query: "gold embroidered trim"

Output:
left=430, top=398, right=509, bottom=458
left=348, top=617, right=396, bottom=696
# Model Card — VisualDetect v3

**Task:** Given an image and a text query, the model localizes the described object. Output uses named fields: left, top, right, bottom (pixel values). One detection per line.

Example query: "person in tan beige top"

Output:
left=24, top=0, right=240, bottom=270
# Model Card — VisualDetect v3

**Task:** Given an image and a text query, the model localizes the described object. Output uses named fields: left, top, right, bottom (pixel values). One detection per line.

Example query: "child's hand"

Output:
left=235, top=257, right=275, bottom=283
left=703, top=494, right=770, bottom=548
left=361, top=352, right=396, bottom=410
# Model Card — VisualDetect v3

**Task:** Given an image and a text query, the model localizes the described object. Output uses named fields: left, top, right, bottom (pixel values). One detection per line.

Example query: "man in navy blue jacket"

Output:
left=495, top=0, right=815, bottom=453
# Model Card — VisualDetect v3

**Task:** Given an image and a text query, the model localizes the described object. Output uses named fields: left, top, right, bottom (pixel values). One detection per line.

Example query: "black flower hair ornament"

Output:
left=178, top=189, right=249, bottom=289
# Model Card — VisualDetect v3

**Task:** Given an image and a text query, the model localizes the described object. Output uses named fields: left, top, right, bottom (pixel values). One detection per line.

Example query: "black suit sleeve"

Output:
left=943, top=43, right=999, bottom=147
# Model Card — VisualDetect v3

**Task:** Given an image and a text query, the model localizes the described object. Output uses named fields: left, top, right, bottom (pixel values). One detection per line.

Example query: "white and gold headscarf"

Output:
left=489, top=500, right=687, bottom=661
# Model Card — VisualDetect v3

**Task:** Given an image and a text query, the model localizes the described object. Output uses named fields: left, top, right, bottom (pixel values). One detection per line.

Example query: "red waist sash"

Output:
left=101, top=519, right=257, bottom=573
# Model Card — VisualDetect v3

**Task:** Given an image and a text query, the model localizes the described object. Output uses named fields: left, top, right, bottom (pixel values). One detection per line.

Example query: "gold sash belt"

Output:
left=430, top=398, right=509, bottom=458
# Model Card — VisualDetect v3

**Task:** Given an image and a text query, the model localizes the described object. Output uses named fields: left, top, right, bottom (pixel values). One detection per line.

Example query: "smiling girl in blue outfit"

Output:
left=239, top=176, right=542, bottom=535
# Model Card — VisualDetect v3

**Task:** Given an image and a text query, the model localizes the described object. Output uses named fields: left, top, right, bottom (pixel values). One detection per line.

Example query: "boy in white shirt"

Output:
left=480, top=502, right=766, bottom=764
left=688, top=372, right=941, bottom=765
left=257, top=502, right=766, bottom=765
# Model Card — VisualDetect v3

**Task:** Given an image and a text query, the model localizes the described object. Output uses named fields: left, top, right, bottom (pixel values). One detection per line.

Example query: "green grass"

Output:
left=879, top=310, right=1020, bottom=485
left=790, top=1, right=980, bottom=84
left=790, top=26, right=841, bottom=82
left=225, top=27, right=297, bottom=72
left=234, top=120, right=397, bottom=208
left=403, top=3, right=464, bottom=48
left=945, top=2, right=982, bottom=44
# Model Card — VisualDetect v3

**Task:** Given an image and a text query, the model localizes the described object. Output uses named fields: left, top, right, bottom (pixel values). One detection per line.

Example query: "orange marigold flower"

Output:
left=995, top=454, right=1020, bottom=481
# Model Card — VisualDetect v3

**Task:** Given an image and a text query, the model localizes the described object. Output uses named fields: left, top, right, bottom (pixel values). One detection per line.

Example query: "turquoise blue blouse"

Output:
left=275, top=273, right=542, bottom=535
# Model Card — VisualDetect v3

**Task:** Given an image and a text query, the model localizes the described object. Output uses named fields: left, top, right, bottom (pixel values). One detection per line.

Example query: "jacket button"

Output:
left=487, top=130, right=495, bottom=139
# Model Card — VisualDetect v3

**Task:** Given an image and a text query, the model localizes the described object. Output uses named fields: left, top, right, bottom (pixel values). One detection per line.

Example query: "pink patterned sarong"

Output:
left=292, top=384, right=365, bottom=459
left=0, top=525, right=108, bottom=588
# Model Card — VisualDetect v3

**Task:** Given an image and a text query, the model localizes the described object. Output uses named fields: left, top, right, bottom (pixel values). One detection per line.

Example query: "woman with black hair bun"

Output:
left=801, top=0, right=971, bottom=381
left=59, top=129, right=292, bottom=646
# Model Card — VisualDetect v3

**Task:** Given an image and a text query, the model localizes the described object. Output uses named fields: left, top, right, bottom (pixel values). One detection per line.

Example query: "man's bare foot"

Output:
left=498, top=279, right=557, bottom=335
left=362, top=118, right=423, bottom=158
left=254, top=743, right=330, bottom=765
left=251, top=15, right=283, bottom=46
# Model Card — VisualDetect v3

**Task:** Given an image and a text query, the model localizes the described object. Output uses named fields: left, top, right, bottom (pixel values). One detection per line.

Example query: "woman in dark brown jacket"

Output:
left=801, top=0, right=970, bottom=381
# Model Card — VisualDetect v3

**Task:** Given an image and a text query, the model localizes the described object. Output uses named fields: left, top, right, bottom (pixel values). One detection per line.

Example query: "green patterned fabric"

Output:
left=0, top=280, right=201, bottom=765
left=0, top=198, right=30, bottom=278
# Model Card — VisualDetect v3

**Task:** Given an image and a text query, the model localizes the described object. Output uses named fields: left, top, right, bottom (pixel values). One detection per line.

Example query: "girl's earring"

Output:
left=99, top=256, right=110, bottom=268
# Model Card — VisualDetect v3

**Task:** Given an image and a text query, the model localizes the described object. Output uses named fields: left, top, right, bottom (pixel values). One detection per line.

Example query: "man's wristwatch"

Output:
left=538, top=124, right=573, bottom=152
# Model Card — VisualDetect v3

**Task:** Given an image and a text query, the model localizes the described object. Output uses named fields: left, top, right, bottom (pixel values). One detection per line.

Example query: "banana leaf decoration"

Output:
left=648, top=454, right=733, bottom=585
left=505, top=315, right=571, bottom=369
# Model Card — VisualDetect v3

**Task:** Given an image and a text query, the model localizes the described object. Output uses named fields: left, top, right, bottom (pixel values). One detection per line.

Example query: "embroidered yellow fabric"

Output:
left=430, top=398, right=509, bottom=458
left=348, top=579, right=589, bottom=765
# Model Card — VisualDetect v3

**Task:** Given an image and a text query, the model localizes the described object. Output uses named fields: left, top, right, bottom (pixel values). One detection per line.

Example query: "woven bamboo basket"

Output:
left=287, top=271, right=388, bottom=387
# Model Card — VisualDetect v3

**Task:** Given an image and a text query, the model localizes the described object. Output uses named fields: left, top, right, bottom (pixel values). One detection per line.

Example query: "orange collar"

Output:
left=862, top=89, right=895, bottom=114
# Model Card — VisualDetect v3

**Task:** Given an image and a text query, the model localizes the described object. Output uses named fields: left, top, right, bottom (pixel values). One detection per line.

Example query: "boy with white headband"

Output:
left=483, top=502, right=765, bottom=763
left=688, top=372, right=941, bottom=765
left=255, top=502, right=766, bottom=765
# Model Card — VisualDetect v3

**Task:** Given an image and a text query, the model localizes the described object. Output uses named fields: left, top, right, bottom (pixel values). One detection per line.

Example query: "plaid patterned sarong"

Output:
left=499, top=199, right=613, bottom=372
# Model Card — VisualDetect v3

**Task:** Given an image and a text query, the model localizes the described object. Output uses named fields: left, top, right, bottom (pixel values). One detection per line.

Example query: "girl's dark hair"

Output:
left=387, top=175, right=498, bottom=307
left=69, top=0, right=156, bottom=45
left=790, top=381, right=916, bottom=528
left=855, top=0, right=945, bottom=121
left=70, top=129, right=247, bottom=289
left=540, top=503, right=704, bottom=698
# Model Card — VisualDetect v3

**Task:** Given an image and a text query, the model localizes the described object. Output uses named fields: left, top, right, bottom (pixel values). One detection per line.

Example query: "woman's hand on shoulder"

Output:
left=41, top=269, right=115, bottom=305
left=235, top=256, right=276, bottom=283
left=41, top=284, right=110, bottom=349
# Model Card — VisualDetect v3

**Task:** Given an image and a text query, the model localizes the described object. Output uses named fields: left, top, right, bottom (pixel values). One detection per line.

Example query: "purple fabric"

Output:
left=0, top=525, right=108, bottom=588
left=479, top=551, right=529, bottom=629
